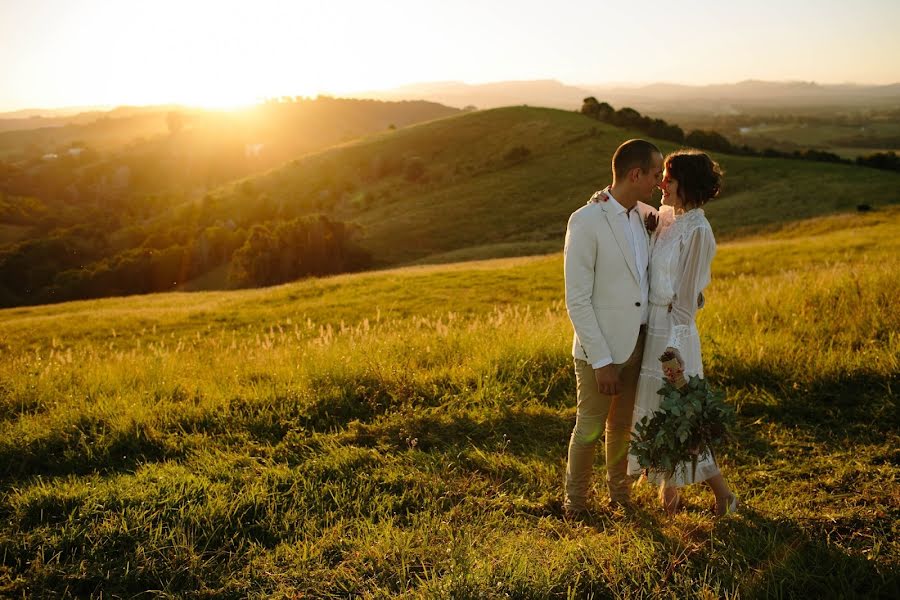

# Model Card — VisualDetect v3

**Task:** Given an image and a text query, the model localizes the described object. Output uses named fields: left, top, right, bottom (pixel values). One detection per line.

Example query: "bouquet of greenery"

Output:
left=630, top=350, right=735, bottom=480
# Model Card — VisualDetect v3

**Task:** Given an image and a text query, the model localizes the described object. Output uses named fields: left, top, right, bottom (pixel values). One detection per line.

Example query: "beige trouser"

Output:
left=565, top=327, right=645, bottom=509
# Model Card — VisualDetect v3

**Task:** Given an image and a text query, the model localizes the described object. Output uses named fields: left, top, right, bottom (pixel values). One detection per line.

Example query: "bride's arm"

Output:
left=666, top=225, right=716, bottom=365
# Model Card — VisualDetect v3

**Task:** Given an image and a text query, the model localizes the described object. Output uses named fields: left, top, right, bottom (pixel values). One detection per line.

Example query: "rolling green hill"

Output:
left=0, top=99, right=462, bottom=307
left=203, top=106, right=900, bottom=269
left=0, top=208, right=896, bottom=597
left=3, top=105, right=899, bottom=308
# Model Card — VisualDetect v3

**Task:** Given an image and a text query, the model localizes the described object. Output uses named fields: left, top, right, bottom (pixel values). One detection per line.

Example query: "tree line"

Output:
left=0, top=210, right=370, bottom=307
left=579, top=98, right=900, bottom=172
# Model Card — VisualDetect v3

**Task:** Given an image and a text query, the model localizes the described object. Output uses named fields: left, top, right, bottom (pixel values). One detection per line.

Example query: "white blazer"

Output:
left=564, top=198, right=656, bottom=365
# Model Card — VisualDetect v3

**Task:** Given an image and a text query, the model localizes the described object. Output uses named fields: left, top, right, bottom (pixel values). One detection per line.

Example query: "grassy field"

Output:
left=735, top=121, right=900, bottom=145
left=662, top=112, right=900, bottom=160
left=0, top=205, right=897, bottom=597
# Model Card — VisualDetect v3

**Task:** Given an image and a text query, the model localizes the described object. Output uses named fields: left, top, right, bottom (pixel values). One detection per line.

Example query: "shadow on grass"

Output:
left=541, top=499, right=896, bottom=599
left=333, top=404, right=572, bottom=460
left=301, top=356, right=575, bottom=433
left=710, top=506, right=898, bottom=599
left=0, top=415, right=184, bottom=486
left=718, top=362, right=898, bottom=445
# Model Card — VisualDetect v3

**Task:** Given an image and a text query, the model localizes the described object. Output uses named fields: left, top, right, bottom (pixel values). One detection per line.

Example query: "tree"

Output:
left=647, top=119, right=685, bottom=143
left=228, top=216, right=370, bottom=287
left=580, top=96, right=600, bottom=116
left=611, top=107, right=646, bottom=129
left=685, top=130, right=734, bottom=153
left=856, top=151, right=900, bottom=172
left=580, top=97, right=613, bottom=120
left=230, top=224, right=277, bottom=286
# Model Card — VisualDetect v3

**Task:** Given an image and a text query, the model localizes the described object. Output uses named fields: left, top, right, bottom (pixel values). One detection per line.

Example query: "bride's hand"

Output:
left=663, top=347, right=684, bottom=368
left=587, top=187, right=611, bottom=204
left=661, top=347, right=685, bottom=381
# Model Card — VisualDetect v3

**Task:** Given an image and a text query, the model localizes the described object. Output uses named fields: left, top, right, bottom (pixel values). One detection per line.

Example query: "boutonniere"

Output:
left=645, top=212, right=659, bottom=235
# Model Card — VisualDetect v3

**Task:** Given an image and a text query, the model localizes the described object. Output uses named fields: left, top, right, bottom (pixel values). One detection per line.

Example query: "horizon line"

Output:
left=3, top=77, right=900, bottom=115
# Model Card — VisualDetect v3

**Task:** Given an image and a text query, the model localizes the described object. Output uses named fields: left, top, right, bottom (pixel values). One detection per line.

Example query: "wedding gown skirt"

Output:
left=627, top=301, right=721, bottom=487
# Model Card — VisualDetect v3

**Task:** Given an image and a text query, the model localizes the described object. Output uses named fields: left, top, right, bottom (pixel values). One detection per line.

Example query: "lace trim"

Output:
left=673, top=207, right=704, bottom=222
left=666, top=324, right=691, bottom=354
left=656, top=205, right=677, bottom=229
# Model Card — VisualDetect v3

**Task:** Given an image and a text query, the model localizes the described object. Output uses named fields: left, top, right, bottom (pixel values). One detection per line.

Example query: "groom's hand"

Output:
left=594, top=364, right=621, bottom=396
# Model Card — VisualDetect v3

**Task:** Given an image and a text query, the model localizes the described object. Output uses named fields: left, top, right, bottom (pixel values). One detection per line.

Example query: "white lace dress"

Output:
left=627, top=206, right=721, bottom=487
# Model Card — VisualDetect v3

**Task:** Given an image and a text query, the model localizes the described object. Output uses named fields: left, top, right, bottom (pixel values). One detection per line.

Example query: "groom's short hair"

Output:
left=612, top=139, right=662, bottom=180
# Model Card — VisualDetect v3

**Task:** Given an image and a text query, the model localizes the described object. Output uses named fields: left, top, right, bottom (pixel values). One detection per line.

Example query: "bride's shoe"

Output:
left=715, top=494, right=739, bottom=517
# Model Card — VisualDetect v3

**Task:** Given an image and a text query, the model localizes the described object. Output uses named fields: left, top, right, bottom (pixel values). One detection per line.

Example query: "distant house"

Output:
left=41, top=153, right=58, bottom=161
left=67, top=147, right=85, bottom=157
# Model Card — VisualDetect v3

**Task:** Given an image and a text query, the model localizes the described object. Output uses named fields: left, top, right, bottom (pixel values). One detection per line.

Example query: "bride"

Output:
left=633, top=149, right=737, bottom=516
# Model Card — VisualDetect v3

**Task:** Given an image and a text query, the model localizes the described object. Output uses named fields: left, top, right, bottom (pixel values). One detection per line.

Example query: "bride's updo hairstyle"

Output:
left=665, top=150, right=723, bottom=208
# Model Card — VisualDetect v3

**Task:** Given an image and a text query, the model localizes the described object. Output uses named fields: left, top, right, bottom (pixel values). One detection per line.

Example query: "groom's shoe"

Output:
left=563, top=505, right=590, bottom=522
left=608, top=496, right=633, bottom=513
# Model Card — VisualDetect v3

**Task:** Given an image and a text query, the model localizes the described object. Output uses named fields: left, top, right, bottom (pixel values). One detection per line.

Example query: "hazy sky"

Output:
left=2, top=0, right=899, bottom=111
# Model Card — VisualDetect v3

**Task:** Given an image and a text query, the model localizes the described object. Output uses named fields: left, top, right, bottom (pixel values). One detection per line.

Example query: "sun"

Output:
left=181, top=90, right=263, bottom=111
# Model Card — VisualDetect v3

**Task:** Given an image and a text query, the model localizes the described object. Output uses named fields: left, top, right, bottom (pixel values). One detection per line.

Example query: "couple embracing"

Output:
left=563, top=139, right=738, bottom=517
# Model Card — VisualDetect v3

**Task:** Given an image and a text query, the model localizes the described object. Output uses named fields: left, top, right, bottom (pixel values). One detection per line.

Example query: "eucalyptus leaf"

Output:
left=629, top=376, right=735, bottom=480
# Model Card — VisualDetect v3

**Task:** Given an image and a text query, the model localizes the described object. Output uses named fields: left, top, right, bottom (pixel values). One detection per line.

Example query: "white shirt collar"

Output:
left=605, top=190, right=638, bottom=217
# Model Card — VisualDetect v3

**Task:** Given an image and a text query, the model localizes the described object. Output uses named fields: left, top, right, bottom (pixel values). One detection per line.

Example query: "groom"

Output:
left=563, top=139, right=662, bottom=514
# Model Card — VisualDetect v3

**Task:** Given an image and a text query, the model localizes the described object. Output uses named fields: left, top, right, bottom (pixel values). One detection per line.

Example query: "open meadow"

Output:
left=0, top=205, right=897, bottom=597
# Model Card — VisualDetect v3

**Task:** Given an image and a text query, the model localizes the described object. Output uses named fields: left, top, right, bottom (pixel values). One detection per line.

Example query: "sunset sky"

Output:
left=2, top=0, right=899, bottom=111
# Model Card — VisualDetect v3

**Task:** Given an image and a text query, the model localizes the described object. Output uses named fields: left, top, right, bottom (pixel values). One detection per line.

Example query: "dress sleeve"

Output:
left=666, top=224, right=716, bottom=353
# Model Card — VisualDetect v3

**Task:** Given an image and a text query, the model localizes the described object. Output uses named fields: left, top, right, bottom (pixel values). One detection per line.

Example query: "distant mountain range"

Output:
left=6, top=79, right=898, bottom=129
left=0, top=105, right=180, bottom=133
left=348, top=80, right=589, bottom=111
left=0, top=105, right=114, bottom=119
left=349, top=79, right=900, bottom=115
